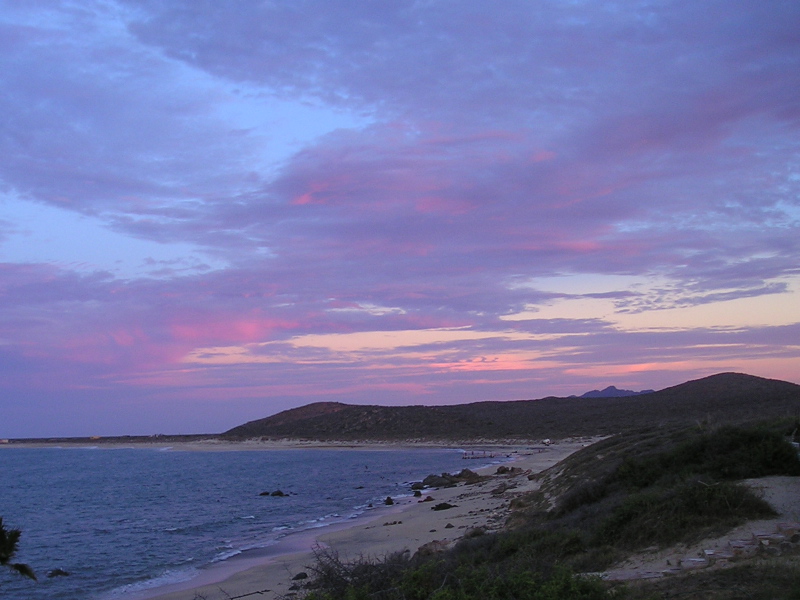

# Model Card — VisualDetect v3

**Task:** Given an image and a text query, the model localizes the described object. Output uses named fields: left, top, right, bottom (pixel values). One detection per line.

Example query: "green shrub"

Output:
left=398, top=564, right=608, bottom=600
left=594, top=479, right=776, bottom=548
left=615, top=426, right=800, bottom=490
left=450, top=525, right=587, bottom=573
left=555, top=479, right=610, bottom=516
left=618, top=561, right=800, bottom=599
left=304, top=534, right=611, bottom=600
left=303, top=423, right=798, bottom=600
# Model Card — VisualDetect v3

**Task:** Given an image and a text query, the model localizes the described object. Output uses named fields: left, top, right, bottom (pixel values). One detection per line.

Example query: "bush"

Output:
left=302, top=423, right=797, bottom=600
left=303, top=546, right=411, bottom=600
left=555, top=479, right=610, bottom=516
left=413, top=566, right=608, bottom=600
left=303, top=534, right=612, bottom=600
left=449, top=526, right=587, bottom=572
left=619, top=561, right=800, bottom=599
left=615, top=426, right=800, bottom=489
left=594, top=479, right=776, bottom=548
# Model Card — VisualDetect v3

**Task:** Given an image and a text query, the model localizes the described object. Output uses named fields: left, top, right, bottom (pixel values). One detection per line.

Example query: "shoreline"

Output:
left=113, top=513, right=397, bottom=600
left=137, top=438, right=595, bottom=600
left=1, top=438, right=543, bottom=452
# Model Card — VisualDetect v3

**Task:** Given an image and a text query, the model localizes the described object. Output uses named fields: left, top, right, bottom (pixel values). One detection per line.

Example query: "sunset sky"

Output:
left=1, top=1, right=799, bottom=438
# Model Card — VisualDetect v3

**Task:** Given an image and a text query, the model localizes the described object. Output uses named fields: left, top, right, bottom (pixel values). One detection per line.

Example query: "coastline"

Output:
left=137, top=438, right=595, bottom=600
left=2, top=438, right=534, bottom=452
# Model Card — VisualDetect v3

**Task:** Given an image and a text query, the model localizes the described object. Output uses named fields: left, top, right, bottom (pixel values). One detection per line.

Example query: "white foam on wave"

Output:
left=103, top=565, right=200, bottom=599
left=238, top=538, right=279, bottom=553
left=211, top=548, right=242, bottom=563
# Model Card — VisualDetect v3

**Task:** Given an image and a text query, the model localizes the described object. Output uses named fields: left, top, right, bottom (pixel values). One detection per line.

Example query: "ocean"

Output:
left=0, top=446, right=491, bottom=600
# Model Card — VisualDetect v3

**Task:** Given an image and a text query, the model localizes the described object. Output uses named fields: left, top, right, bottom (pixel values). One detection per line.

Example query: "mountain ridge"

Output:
left=224, top=372, right=800, bottom=441
left=578, top=385, right=655, bottom=398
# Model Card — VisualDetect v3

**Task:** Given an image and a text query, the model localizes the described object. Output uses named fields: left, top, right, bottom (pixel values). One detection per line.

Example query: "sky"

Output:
left=1, top=1, right=799, bottom=438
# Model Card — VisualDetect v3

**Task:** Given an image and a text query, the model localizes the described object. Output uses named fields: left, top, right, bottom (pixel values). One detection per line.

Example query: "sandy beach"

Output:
left=140, top=439, right=594, bottom=600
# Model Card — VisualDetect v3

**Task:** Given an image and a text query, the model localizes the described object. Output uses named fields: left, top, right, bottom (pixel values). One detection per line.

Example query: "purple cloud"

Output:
left=1, top=0, right=799, bottom=437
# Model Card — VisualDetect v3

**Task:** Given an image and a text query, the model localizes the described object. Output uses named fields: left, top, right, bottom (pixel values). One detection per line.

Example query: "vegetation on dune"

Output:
left=302, top=547, right=609, bottom=600
left=297, top=421, right=800, bottom=600
left=592, top=479, right=775, bottom=549
left=620, top=561, right=800, bottom=600
left=613, top=425, right=800, bottom=488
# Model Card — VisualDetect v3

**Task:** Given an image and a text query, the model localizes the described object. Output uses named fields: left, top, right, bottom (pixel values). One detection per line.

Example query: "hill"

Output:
left=224, top=372, right=800, bottom=441
left=579, top=385, right=654, bottom=398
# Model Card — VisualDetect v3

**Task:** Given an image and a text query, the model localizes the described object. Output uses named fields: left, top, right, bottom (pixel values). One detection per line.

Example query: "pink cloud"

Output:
left=168, top=316, right=295, bottom=344
left=429, top=356, right=538, bottom=373
left=2, top=1, right=800, bottom=437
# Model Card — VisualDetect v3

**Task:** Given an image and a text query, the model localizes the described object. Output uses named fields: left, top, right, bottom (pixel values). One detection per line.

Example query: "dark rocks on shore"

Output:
left=422, top=468, right=484, bottom=489
left=411, top=481, right=425, bottom=490
left=292, top=572, right=308, bottom=580
left=413, top=490, right=422, bottom=497
left=260, top=489, right=288, bottom=497
left=423, top=473, right=459, bottom=488
left=455, top=468, right=482, bottom=483
left=385, top=496, right=394, bottom=505
left=496, top=465, right=525, bottom=476
left=432, top=502, right=456, bottom=511
left=491, top=482, right=515, bottom=495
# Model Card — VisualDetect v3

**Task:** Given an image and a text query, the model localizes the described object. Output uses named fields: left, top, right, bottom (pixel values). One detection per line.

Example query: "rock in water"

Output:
left=48, top=568, right=70, bottom=578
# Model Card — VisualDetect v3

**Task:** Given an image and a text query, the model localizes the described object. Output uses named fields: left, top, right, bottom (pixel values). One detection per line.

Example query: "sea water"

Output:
left=0, top=446, right=488, bottom=600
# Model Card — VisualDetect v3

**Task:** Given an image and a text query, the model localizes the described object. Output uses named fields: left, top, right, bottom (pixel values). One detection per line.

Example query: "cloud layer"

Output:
left=1, top=1, right=799, bottom=437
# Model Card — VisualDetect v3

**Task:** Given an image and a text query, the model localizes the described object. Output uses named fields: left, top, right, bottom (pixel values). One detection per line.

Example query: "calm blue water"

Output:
left=0, top=446, right=484, bottom=600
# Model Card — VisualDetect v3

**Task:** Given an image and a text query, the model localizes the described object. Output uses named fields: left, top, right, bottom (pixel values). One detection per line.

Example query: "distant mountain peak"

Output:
left=579, top=386, right=655, bottom=398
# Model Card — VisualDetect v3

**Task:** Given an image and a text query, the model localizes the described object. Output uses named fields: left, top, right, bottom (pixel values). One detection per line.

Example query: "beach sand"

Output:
left=142, top=439, right=593, bottom=600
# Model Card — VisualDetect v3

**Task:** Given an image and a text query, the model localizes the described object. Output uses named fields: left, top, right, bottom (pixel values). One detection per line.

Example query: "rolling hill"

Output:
left=223, top=372, right=800, bottom=441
